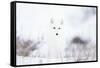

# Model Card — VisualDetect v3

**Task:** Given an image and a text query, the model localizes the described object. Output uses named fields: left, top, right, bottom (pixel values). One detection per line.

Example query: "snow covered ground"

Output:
left=16, top=3, right=96, bottom=65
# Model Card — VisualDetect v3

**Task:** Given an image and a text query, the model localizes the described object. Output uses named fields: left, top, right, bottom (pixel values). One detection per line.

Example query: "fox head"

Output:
left=50, top=17, right=64, bottom=36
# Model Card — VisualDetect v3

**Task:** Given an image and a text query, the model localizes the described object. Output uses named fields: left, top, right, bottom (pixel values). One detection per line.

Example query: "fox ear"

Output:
left=50, top=18, right=54, bottom=24
left=61, top=19, right=63, bottom=25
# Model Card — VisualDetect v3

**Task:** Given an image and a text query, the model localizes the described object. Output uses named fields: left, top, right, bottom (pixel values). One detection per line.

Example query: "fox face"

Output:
left=50, top=17, right=64, bottom=36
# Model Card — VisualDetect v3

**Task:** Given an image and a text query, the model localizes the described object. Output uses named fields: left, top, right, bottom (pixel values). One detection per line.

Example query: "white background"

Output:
left=0, top=0, right=99, bottom=68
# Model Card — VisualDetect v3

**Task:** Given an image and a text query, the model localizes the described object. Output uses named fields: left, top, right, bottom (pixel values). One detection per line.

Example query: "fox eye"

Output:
left=58, top=27, right=61, bottom=29
left=53, top=27, right=56, bottom=29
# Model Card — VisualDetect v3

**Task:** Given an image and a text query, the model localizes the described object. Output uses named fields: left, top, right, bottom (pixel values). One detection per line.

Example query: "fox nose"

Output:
left=56, top=33, right=58, bottom=35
